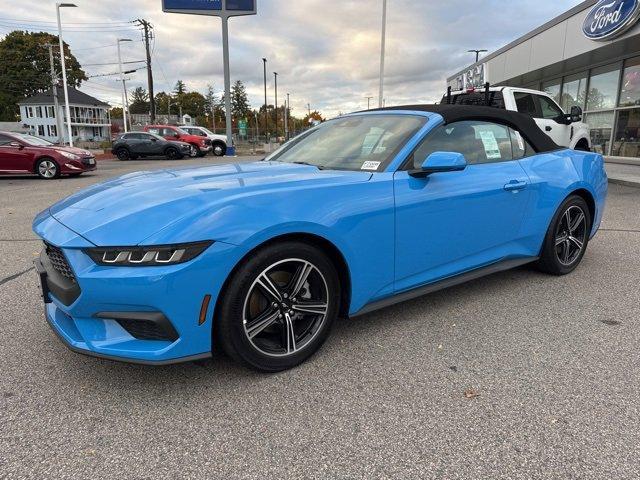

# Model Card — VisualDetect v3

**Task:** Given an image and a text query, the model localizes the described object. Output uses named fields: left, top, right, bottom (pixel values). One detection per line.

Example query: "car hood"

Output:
left=48, top=145, right=92, bottom=156
left=47, top=161, right=372, bottom=246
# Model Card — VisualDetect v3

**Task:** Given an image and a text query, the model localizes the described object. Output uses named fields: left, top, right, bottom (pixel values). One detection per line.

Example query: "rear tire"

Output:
left=537, top=195, right=591, bottom=275
left=216, top=241, right=340, bottom=372
left=115, top=148, right=130, bottom=161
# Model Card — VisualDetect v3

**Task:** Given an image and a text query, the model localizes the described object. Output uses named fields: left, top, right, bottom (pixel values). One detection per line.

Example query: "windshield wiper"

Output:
left=291, top=161, right=325, bottom=170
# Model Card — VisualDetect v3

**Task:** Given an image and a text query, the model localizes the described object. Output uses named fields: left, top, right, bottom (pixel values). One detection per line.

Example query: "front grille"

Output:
left=204, top=139, right=212, bottom=146
left=45, top=243, right=75, bottom=281
left=81, top=156, right=95, bottom=165
left=116, top=318, right=176, bottom=341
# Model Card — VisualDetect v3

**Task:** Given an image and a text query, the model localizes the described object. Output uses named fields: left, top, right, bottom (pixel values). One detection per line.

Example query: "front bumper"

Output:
left=33, top=214, right=241, bottom=365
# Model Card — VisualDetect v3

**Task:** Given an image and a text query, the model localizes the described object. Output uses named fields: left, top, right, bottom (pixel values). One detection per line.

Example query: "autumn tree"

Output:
left=129, top=86, right=149, bottom=114
left=0, top=30, right=87, bottom=121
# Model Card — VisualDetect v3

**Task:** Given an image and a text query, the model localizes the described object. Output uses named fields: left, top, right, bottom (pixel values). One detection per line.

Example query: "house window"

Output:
left=27, top=107, right=34, bottom=118
left=49, top=106, right=56, bottom=118
left=36, top=106, right=43, bottom=118
left=47, top=125, right=57, bottom=137
left=37, top=125, right=45, bottom=136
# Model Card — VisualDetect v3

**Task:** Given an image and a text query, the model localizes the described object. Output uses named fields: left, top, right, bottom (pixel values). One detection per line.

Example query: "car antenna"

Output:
left=484, top=82, right=490, bottom=106
left=447, top=86, right=452, bottom=105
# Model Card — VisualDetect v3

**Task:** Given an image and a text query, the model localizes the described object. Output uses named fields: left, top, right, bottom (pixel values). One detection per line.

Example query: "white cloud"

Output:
left=4, top=0, right=584, bottom=117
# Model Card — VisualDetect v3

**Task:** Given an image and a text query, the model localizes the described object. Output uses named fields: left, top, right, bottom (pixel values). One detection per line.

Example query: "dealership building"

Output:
left=447, top=0, right=640, bottom=164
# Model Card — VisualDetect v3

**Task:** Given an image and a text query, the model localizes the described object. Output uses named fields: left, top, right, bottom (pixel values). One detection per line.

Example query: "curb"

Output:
left=608, top=177, right=640, bottom=189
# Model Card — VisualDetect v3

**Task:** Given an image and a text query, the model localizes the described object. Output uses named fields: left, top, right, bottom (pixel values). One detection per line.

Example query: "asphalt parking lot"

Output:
left=1, top=158, right=639, bottom=479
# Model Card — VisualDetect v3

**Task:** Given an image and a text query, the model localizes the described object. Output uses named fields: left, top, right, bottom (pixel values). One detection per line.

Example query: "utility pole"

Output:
left=56, top=2, right=77, bottom=146
left=273, top=72, right=278, bottom=140
left=365, top=96, right=373, bottom=110
left=307, top=103, right=311, bottom=117
left=468, top=49, right=488, bottom=63
left=262, top=58, right=268, bottom=144
left=136, top=19, right=155, bottom=123
left=117, top=38, right=132, bottom=133
left=285, top=92, right=290, bottom=141
left=44, top=44, right=64, bottom=143
left=379, top=0, right=387, bottom=108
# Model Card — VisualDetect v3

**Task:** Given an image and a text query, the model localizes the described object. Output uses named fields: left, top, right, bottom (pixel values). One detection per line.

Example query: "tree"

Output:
left=154, top=91, right=173, bottom=115
left=230, top=80, right=250, bottom=120
left=174, top=80, right=187, bottom=95
left=109, top=107, right=123, bottom=119
left=129, top=86, right=149, bottom=114
left=303, top=110, right=325, bottom=126
left=178, top=91, right=207, bottom=117
left=0, top=30, right=87, bottom=121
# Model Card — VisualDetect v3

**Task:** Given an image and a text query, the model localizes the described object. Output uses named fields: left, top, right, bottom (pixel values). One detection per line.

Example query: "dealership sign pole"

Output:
left=162, top=0, right=257, bottom=156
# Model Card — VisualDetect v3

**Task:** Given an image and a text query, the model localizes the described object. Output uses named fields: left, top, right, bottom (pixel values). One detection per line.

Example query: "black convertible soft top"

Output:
left=370, top=104, right=561, bottom=153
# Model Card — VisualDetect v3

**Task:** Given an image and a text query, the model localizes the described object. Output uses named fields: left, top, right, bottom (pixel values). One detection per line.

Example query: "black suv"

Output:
left=111, top=132, right=191, bottom=160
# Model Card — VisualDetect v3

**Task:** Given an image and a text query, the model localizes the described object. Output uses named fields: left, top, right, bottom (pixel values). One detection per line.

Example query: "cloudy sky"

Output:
left=2, top=0, right=584, bottom=117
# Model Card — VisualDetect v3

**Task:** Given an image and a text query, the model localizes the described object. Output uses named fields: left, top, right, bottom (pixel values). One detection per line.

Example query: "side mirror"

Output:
left=409, top=151, right=467, bottom=178
left=569, top=105, right=582, bottom=123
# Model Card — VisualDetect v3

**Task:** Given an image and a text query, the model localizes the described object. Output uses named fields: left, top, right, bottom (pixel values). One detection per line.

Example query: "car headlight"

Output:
left=60, top=151, right=80, bottom=160
left=85, top=241, right=213, bottom=266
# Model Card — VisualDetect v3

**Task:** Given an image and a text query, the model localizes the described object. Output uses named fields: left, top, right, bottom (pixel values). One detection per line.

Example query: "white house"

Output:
left=18, top=87, right=110, bottom=143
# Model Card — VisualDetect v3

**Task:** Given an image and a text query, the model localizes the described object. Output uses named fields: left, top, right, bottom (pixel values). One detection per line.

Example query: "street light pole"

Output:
left=117, top=38, right=132, bottom=133
left=468, top=49, right=488, bottom=63
left=56, top=2, right=76, bottom=146
left=378, top=0, right=387, bottom=108
left=262, top=58, right=268, bottom=144
left=285, top=92, right=290, bottom=141
left=273, top=72, right=278, bottom=141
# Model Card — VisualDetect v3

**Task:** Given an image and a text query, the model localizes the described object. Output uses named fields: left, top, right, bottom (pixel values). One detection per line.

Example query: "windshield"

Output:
left=265, top=114, right=425, bottom=172
left=19, top=134, right=53, bottom=146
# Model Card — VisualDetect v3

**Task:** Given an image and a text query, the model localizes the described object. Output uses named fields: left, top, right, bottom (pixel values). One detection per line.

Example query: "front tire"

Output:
left=188, top=144, right=200, bottom=158
left=217, top=241, right=340, bottom=372
left=212, top=142, right=226, bottom=157
left=165, top=147, right=181, bottom=160
left=537, top=195, right=591, bottom=275
left=36, top=158, right=59, bottom=179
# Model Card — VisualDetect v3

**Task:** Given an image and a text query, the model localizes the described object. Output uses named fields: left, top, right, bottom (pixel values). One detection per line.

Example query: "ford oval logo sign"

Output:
left=583, top=0, right=640, bottom=40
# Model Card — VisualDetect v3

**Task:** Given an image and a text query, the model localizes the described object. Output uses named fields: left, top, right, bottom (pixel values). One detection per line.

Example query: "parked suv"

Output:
left=444, top=86, right=591, bottom=151
left=0, top=131, right=96, bottom=179
left=179, top=125, right=228, bottom=156
left=111, top=132, right=191, bottom=160
left=143, top=125, right=212, bottom=157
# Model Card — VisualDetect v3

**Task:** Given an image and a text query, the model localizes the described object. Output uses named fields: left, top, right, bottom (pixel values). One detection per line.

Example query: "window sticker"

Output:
left=478, top=130, right=501, bottom=159
left=361, top=160, right=381, bottom=171
left=514, top=130, right=525, bottom=151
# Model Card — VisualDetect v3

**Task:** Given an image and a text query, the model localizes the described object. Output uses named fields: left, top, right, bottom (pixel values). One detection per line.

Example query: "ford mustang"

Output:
left=33, top=105, right=608, bottom=371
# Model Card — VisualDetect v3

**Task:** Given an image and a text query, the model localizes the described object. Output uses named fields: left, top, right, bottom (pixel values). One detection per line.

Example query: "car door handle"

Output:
left=504, top=180, right=527, bottom=191
left=545, top=126, right=552, bottom=131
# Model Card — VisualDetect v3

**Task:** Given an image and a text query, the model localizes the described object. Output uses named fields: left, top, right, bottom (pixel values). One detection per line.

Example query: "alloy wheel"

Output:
left=555, top=205, right=587, bottom=266
left=213, top=144, right=224, bottom=156
left=189, top=145, right=199, bottom=158
left=242, top=258, right=329, bottom=357
left=38, top=160, right=57, bottom=179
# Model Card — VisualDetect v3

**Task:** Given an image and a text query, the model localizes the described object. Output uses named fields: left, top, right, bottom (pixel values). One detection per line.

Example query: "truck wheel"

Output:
left=212, top=142, right=226, bottom=156
left=574, top=139, right=590, bottom=152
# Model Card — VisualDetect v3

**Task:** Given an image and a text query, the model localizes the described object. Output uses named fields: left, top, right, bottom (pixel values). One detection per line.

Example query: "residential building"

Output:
left=18, top=87, right=110, bottom=143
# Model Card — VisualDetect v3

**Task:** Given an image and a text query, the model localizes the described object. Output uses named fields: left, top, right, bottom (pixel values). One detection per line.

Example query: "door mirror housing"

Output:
left=409, top=151, right=467, bottom=178
left=568, top=105, right=583, bottom=123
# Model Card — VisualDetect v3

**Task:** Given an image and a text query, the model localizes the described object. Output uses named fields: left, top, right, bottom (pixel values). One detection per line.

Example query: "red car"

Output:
left=0, top=131, right=96, bottom=179
left=143, top=125, right=212, bottom=157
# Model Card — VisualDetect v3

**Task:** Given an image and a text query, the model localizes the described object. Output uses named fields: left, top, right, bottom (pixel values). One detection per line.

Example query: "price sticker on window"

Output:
left=478, top=131, right=501, bottom=160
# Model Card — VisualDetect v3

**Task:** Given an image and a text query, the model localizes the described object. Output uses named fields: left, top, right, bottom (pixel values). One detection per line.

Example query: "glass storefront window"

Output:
left=584, top=111, right=614, bottom=155
left=561, top=72, right=587, bottom=111
left=619, top=57, right=640, bottom=107
left=542, top=79, right=561, bottom=104
left=586, top=64, right=620, bottom=110
left=612, top=108, right=640, bottom=157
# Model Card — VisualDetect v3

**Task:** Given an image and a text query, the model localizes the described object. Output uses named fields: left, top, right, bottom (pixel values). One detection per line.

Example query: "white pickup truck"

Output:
left=444, top=86, right=591, bottom=151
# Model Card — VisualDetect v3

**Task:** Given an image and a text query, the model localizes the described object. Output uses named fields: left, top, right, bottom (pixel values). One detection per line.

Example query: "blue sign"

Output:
left=583, top=0, right=640, bottom=41
left=163, top=0, right=222, bottom=10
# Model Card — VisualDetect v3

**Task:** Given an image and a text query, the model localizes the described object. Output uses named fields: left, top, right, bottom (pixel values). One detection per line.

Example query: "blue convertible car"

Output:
left=33, top=105, right=608, bottom=371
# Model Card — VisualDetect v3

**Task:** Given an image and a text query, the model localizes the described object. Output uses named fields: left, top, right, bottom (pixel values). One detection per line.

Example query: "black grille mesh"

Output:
left=45, top=243, right=75, bottom=281
left=116, top=319, right=174, bottom=341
